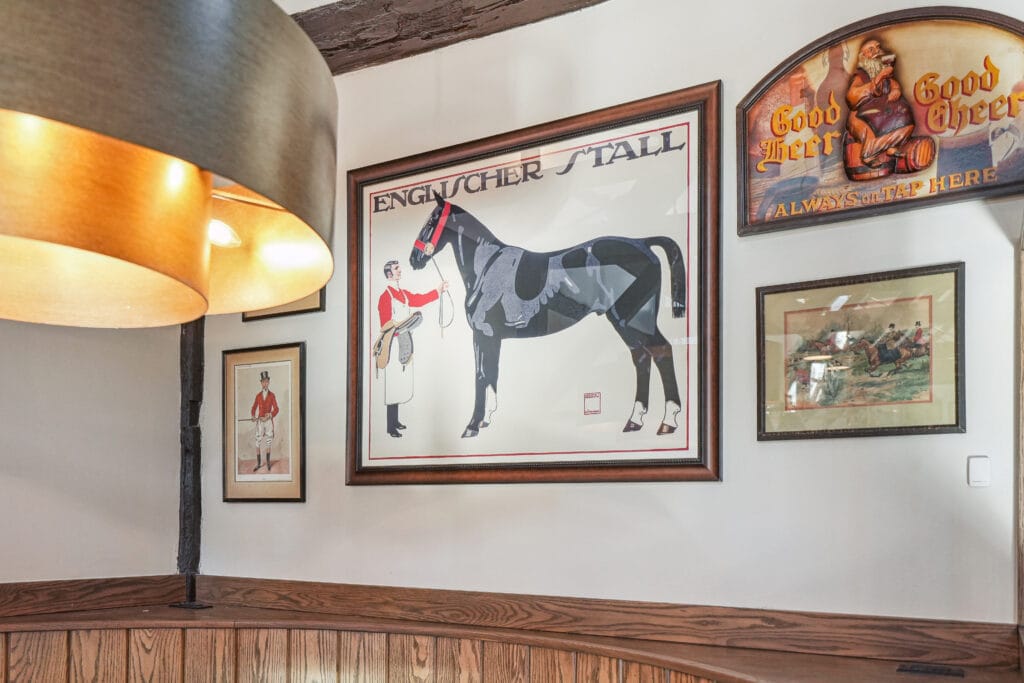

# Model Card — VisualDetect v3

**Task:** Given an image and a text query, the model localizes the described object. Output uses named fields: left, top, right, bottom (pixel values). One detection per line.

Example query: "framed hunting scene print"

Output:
left=347, top=82, right=721, bottom=484
left=223, top=342, right=306, bottom=501
left=738, top=7, right=1024, bottom=235
left=756, top=262, right=965, bottom=440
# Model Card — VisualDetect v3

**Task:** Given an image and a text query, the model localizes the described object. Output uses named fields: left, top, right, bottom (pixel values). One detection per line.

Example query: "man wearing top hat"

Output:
left=250, top=370, right=280, bottom=471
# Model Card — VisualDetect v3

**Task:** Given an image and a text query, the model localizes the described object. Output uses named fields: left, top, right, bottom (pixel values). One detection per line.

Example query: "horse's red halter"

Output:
left=414, top=202, right=451, bottom=255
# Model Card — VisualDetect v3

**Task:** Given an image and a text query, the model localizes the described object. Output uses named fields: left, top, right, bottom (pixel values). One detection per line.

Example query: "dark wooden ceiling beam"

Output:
left=293, top=0, right=612, bottom=75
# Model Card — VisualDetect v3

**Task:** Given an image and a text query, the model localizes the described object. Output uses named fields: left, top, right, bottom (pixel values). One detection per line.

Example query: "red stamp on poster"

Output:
left=583, top=392, right=602, bottom=415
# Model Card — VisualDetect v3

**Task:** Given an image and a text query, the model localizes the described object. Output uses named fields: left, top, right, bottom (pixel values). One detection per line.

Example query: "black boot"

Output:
left=387, top=404, right=402, bottom=437
left=254, top=452, right=262, bottom=471
left=265, top=452, right=272, bottom=471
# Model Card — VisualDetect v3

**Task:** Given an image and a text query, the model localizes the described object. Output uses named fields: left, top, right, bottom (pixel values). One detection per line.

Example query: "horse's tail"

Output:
left=645, top=236, right=686, bottom=317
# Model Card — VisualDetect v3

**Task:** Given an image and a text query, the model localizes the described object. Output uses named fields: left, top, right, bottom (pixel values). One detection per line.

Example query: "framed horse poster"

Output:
left=756, top=262, right=965, bottom=440
left=346, top=82, right=721, bottom=484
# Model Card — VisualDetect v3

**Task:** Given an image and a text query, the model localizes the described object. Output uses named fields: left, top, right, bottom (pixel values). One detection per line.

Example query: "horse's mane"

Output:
left=449, top=203, right=505, bottom=248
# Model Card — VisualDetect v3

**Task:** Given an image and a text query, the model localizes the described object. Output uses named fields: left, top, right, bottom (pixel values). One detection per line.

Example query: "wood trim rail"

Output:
left=195, top=575, right=1017, bottom=668
left=0, top=575, right=184, bottom=619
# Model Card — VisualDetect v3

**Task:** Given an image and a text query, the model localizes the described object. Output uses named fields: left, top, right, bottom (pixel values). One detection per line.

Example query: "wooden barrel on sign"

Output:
left=895, top=136, right=936, bottom=173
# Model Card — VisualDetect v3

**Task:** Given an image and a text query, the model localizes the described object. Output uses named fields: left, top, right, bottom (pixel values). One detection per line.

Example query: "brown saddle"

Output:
left=372, top=312, right=423, bottom=369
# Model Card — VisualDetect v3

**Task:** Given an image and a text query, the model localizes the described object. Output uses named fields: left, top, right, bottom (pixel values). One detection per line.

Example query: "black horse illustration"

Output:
left=408, top=193, right=686, bottom=438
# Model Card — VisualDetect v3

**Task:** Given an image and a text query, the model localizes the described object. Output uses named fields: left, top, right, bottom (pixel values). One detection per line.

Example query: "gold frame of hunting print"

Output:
left=223, top=342, right=306, bottom=502
left=737, top=7, right=1024, bottom=235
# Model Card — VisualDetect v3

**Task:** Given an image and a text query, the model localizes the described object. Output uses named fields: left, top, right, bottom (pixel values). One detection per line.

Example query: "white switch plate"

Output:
left=967, top=455, right=991, bottom=487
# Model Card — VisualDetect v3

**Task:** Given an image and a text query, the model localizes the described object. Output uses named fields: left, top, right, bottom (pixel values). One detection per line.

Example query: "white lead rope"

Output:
left=431, top=257, right=454, bottom=336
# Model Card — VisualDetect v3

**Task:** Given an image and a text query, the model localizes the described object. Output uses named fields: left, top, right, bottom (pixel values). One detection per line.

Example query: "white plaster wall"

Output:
left=0, top=321, right=180, bottom=580
left=202, top=0, right=1023, bottom=622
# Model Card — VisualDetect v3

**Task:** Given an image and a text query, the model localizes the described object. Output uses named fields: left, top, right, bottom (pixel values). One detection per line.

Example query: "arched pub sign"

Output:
left=738, top=7, right=1024, bottom=235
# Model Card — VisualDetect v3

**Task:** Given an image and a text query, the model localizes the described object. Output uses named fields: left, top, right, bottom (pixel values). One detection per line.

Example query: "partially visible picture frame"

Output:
left=223, top=342, right=306, bottom=501
left=347, top=82, right=721, bottom=484
left=242, top=288, right=326, bottom=322
left=757, top=262, right=964, bottom=440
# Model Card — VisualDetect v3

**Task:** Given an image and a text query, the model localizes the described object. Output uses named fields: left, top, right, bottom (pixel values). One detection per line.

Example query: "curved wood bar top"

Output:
left=0, top=605, right=1018, bottom=683
left=0, top=576, right=1018, bottom=682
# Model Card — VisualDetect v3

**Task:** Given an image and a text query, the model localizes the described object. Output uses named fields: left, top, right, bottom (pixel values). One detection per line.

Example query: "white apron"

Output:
left=384, top=290, right=414, bottom=405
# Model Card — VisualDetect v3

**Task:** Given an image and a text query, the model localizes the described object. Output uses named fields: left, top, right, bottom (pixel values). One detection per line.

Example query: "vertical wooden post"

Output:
left=178, top=317, right=204, bottom=602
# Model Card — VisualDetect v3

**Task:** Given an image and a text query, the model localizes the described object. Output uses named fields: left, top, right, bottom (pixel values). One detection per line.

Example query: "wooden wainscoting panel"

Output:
left=237, top=629, right=288, bottom=683
left=8, top=631, right=68, bottom=682
left=577, top=652, right=618, bottom=683
left=128, top=628, right=182, bottom=683
left=339, top=631, right=386, bottom=683
left=194, top=575, right=1017, bottom=667
left=622, top=661, right=662, bottom=683
left=0, top=633, right=6, bottom=683
left=482, top=641, right=528, bottom=682
left=290, top=629, right=338, bottom=683
left=436, top=637, right=482, bottom=682
left=529, top=647, right=574, bottom=682
left=668, top=673, right=712, bottom=683
left=388, top=633, right=434, bottom=682
left=185, top=628, right=236, bottom=683
left=70, top=629, right=127, bottom=683
left=0, top=576, right=184, bottom=619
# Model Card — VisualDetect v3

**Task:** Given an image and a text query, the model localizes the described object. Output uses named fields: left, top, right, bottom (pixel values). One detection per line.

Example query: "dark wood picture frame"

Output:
left=737, top=7, right=1024, bottom=236
left=346, top=82, right=721, bottom=484
left=242, top=288, right=326, bottom=322
left=223, top=342, right=307, bottom=501
left=756, top=262, right=965, bottom=440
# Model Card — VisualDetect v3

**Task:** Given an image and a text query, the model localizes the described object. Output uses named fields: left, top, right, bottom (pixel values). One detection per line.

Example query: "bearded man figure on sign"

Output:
left=844, top=38, right=935, bottom=180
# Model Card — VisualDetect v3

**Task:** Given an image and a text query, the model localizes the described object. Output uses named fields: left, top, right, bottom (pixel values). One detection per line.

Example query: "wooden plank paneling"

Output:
left=339, top=631, right=386, bottom=683
left=0, top=576, right=184, bottom=619
left=388, top=634, right=434, bottom=683
left=668, top=673, right=712, bottom=683
left=622, top=661, right=661, bottom=683
left=481, top=641, right=527, bottom=682
left=70, top=629, right=127, bottom=683
left=577, top=653, right=618, bottom=683
left=195, top=575, right=1017, bottom=667
left=8, top=631, right=67, bottom=683
left=0, top=633, right=5, bottom=683
left=290, top=629, right=338, bottom=683
left=128, top=628, right=181, bottom=683
left=294, top=0, right=612, bottom=76
left=237, top=629, right=288, bottom=683
left=185, top=628, right=235, bottom=683
left=436, top=637, right=482, bottom=683
left=529, top=647, right=574, bottom=682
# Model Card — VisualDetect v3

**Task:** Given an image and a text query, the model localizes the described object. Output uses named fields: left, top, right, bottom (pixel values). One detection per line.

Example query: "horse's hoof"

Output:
left=462, top=427, right=479, bottom=438
left=657, top=423, right=676, bottom=436
left=622, top=420, right=643, bottom=433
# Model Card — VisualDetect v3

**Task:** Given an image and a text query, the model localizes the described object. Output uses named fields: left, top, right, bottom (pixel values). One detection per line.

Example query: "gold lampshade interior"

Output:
left=0, top=111, right=333, bottom=327
left=0, top=111, right=211, bottom=327
left=206, top=185, right=333, bottom=316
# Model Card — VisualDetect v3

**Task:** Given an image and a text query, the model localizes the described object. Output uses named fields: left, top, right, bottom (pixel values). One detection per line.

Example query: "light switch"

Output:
left=967, top=455, right=991, bottom=487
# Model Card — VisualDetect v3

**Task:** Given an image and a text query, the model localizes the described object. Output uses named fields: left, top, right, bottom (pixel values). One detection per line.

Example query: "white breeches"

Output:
left=254, top=418, right=274, bottom=452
